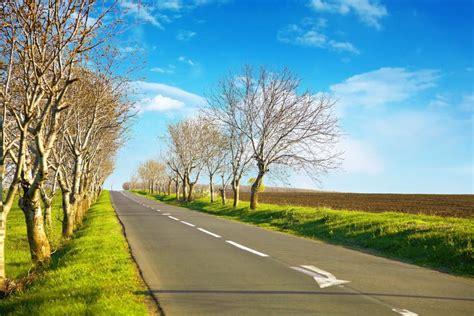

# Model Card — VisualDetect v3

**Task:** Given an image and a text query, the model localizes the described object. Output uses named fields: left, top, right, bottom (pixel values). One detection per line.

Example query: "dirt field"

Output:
left=235, top=192, right=474, bottom=218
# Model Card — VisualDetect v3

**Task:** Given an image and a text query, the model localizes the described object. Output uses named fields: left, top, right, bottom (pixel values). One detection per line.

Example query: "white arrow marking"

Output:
left=291, top=265, right=350, bottom=288
left=392, top=308, right=418, bottom=316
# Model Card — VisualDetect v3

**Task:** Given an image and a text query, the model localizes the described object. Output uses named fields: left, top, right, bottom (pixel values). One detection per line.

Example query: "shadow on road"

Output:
left=136, top=290, right=474, bottom=302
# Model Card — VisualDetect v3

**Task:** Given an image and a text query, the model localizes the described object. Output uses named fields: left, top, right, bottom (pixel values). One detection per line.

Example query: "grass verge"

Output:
left=0, top=191, right=151, bottom=315
left=133, top=190, right=474, bottom=277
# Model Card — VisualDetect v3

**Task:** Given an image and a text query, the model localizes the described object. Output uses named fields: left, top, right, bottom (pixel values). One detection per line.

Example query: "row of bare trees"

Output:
left=128, top=66, right=341, bottom=212
left=0, top=1, right=130, bottom=291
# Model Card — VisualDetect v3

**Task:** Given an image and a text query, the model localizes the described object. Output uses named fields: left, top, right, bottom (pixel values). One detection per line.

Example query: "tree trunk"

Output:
left=44, top=203, right=52, bottom=239
left=20, top=193, right=51, bottom=264
left=167, top=180, right=172, bottom=196
left=182, top=177, right=188, bottom=201
left=209, top=174, right=214, bottom=203
left=61, top=189, right=74, bottom=238
left=175, top=180, right=180, bottom=200
left=0, top=211, right=6, bottom=291
left=220, top=188, right=226, bottom=205
left=188, top=182, right=195, bottom=201
left=232, top=178, right=240, bottom=208
left=250, top=172, right=265, bottom=210
left=40, top=188, right=52, bottom=239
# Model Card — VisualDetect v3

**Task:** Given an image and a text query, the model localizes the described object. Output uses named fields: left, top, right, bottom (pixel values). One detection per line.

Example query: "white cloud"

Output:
left=338, top=138, right=384, bottom=174
left=428, top=94, right=449, bottom=109
left=132, top=81, right=206, bottom=113
left=158, top=0, right=183, bottom=10
left=328, top=40, right=360, bottom=54
left=330, top=67, right=439, bottom=108
left=310, top=0, right=388, bottom=29
left=120, top=0, right=162, bottom=28
left=151, top=65, right=175, bottom=74
left=317, top=17, right=328, bottom=28
left=178, top=56, right=196, bottom=66
left=140, top=94, right=184, bottom=111
left=460, top=93, right=474, bottom=111
left=277, top=23, right=359, bottom=54
left=176, top=30, right=197, bottom=41
left=120, top=46, right=144, bottom=53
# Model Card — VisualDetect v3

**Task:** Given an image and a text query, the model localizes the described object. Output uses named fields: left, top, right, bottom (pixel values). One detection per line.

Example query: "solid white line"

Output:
left=225, top=240, right=269, bottom=257
left=168, top=216, right=179, bottom=221
left=180, top=221, right=195, bottom=227
left=197, top=228, right=221, bottom=238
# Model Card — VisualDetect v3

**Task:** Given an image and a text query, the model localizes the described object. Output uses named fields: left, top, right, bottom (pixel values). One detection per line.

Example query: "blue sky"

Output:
left=104, top=0, right=473, bottom=194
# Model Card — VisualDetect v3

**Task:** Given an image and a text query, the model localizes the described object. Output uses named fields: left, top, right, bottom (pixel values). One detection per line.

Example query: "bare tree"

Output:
left=210, top=66, right=340, bottom=209
left=166, top=117, right=208, bottom=202
left=137, top=160, right=166, bottom=194
left=0, top=1, right=118, bottom=286
left=57, top=66, right=132, bottom=238
left=202, top=124, right=227, bottom=203
left=217, top=162, right=232, bottom=205
left=206, top=76, right=254, bottom=207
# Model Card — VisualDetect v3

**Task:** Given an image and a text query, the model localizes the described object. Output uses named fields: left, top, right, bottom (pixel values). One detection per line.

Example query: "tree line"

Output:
left=0, top=1, right=131, bottom=291
left=126, top=66, right=341, bottom=211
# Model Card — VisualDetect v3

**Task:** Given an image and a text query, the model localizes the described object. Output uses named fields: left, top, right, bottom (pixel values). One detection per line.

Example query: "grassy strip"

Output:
left=134, top=190, right=474, bottom=277
left=0, top=191, right=150, bottom=315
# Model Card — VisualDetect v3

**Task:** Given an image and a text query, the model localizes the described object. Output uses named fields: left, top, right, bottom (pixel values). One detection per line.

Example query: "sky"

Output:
left=104, top=0, right=473, bottom=194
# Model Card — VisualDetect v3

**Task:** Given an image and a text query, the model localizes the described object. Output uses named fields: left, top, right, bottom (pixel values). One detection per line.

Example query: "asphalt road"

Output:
left=111, top=191, right=474, bottom=316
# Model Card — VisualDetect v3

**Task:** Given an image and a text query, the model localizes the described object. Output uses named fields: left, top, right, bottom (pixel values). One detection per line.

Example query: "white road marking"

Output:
left=180, top=221, right=195, bottom=227
left=392, top=308, right=418, bottom=316
left=291, top=265, right=350, bottom=288
left=162, top=213, right=170, bottom=216
left=225, top=240, right=269, bottom=257
left=197, top=228, right=221, bottom=238
left=156, top=209, right=161, bottom=212
left=168, top=216, right=179, bottom=221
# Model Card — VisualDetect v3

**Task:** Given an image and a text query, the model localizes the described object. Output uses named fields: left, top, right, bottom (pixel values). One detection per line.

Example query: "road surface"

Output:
left=111, top=191, right=474, bottom=315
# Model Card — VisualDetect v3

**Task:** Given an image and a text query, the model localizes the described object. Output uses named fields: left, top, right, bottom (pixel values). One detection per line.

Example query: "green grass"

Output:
left=133, top=190, right=474, bottom=277
left=0, top=191, right=150, bottom=315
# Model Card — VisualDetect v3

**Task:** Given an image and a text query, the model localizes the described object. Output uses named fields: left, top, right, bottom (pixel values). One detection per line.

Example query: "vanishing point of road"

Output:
left=111, top=191, right=474, bottom=316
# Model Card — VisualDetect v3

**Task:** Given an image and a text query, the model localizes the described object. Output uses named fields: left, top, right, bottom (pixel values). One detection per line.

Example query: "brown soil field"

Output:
left=235, top=192, right=474, bottom=218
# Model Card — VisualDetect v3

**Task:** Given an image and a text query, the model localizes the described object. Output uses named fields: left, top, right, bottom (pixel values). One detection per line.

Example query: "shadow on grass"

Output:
left=0, top=288, right=102, bottom=315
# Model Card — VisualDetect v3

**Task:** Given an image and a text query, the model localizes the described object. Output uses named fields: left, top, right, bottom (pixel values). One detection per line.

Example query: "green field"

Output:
left=134, top=190, right=474, bottom=277
left=0, top=191, right=150, bottom=315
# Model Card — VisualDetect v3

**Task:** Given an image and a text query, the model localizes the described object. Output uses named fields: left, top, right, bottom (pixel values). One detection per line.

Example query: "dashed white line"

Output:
left=162, top=213, right=170, bottom=216
left=180, top=221, right=196, bottom=227
left=225, top=240, right=269, bottom=257
left=392, top=309, right=418, bottom=316
left=168, top=216, right=180, bottom=221
left=197, top=228, right=221, bottom=238
left=156, top=209, right=161, bottom=212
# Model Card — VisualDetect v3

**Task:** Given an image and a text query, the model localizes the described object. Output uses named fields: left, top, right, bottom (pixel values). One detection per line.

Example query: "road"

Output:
left=111, top=191, right=474, bottom=315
